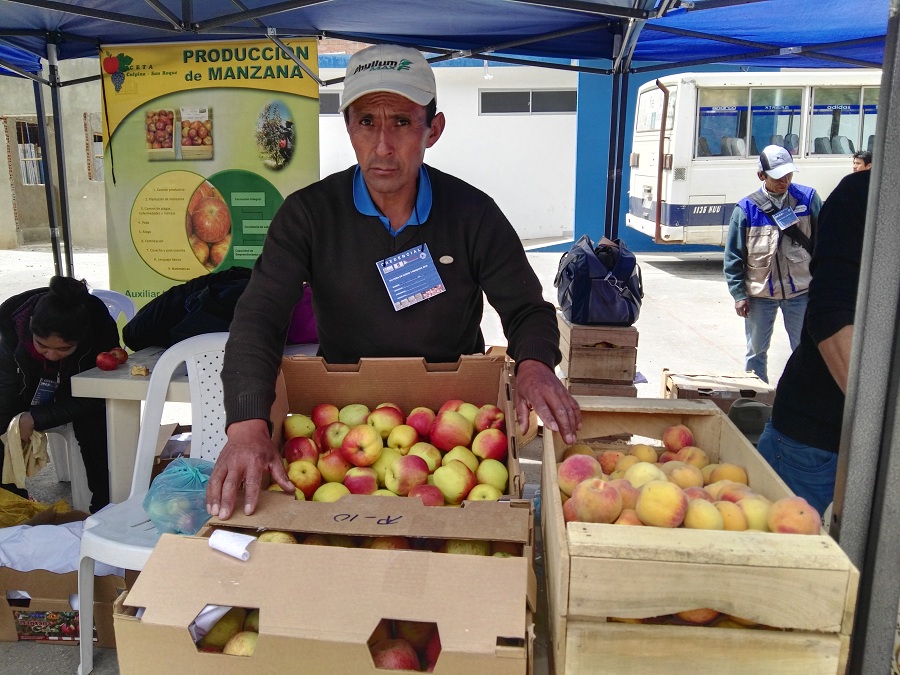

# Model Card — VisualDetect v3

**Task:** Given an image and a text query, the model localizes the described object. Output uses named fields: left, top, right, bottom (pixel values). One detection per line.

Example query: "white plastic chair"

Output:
left=89, top=288, right=136, bottom=322
left=45, top=425, right=92, bottom=511
left=77, top=332, right=230, bottom=674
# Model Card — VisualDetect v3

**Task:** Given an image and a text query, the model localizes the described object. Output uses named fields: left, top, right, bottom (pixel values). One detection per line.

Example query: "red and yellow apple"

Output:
left=471, top=428, right=508, bottom=462
left=384, top=454, right=429, bottom=496
left=343, top=466, right=379, bottom=495
left=340, top=424, right=383, bottom=467
left=433, top=459, right=477, bottom=505
left=430, top=410, right=474, bottom=451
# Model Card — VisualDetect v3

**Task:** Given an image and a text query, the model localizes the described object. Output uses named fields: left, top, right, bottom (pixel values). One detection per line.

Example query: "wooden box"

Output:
left=541, top=397, right=858, bottom=675
left=557, top=312, right=638, bottom=384
left=564, top=379, right=637, bottom=397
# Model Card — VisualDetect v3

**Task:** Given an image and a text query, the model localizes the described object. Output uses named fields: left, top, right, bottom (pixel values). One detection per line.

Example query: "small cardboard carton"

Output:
left=115, top=493, right=536, bottom=674
left=0, top=542, right=124, bottom=647
left=661, top=369, right=775, bottom=412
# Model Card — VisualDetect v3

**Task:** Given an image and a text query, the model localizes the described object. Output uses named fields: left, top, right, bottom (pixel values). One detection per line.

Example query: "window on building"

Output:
left=85, top=112, right=104, bottom=181
left=479, top=89, right=577, bottom=115
left=319, top=91, right=341, bottom=115
left=16, top=121, right=44, bottom=185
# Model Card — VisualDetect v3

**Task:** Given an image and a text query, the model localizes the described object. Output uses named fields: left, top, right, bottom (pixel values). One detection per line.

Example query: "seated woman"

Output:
left=0, top=276, right=120, bottom=512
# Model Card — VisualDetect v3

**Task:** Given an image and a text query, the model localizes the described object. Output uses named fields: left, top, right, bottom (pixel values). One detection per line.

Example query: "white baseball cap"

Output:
left=758, top=144, right=799, bottom=179
left=340, top=44, right=436, bottom=111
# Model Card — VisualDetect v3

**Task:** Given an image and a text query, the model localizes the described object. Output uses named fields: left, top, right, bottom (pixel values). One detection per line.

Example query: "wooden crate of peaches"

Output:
left=541, top=397, right=859, bottom=675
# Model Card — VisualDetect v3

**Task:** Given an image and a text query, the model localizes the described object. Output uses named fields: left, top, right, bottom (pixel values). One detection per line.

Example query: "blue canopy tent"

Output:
left=0, top=2, right=896, bottom=671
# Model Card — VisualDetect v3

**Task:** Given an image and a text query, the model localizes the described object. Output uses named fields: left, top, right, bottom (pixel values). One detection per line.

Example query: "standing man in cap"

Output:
left=207, top=44, right=581, bottom=519
left=724, top=145, right=822, bottom=383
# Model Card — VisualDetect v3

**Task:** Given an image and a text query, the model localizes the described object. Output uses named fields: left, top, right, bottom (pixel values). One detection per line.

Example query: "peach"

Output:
left=683, top=486, right=715, bottom=503
left=662, top=462, right=705, bottom=490
left=615, top=454, right=641, bottom=473
left=675, top=608, right=720, bottom=625
left=714, top=501, right=749, bottom=531
left=658, top=450, right=678, bottom=464
left=562, top=497, right=578, bottom=523
left=630, top=443, right=659, bottom=464
left=662, top=424, right=694, bottom=452
left=674, top=445, right=710, bottom=469
left=738, top=496, right=772, bottom=531
left=683, top=499, right=725, bottom=530
left=622, top=461, right=667, bottom=488
left=557, top=454, right=604, bottom=497
left=635, top=480, right=688, bottom=527
left=767, top=497, right=821, bottom=534
left=613, top=508, right=644, bottom=526
left=701, top=463, right=719, bottom=485
left=597, top=450, right=626, bottom=474
left=568, top=477, right=623, bottom=524
left=705, top=480, right=736, bottom=501
left=709, top=463, right=749, bottom=485
left=607, top=478, right=640, bottom=510
left=717, top=482, right=758, bottom=504
left=562, top=443, right=595, bottom=459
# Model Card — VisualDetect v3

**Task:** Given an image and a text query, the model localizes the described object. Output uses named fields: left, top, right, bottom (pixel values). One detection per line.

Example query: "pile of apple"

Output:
left=95, top=347, right=128, bottom=371
left=557, top=423, right=822, bottom=534
left=195, top=606, right=258, bottom=655
left=145, top=108, right=175, bottom=149
left=255, top=529, right=521, bottom=557
left=276, top=400, right=510, bottom=506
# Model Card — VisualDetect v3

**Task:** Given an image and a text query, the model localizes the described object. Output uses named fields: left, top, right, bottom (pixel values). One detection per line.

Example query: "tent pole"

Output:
left=832, top=6, right=900, bottom=673
left=603, top=69, right=623, bottom=239
left=46, top=43, right=75, bottom=277
left=31, top=78, right=62, bottom=277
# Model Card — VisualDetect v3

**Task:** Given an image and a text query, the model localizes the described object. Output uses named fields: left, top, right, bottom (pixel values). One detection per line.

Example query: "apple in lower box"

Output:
left=433, top=459, right=477, bottom=505
left=407, top=484, right=444, bottom=506
left=368, top=535, right=412, bottom=550
left=198, top=607, right=247, bottom=651
left=367, top=405, right=405, bottom=440
left=425, top=628, right=441, bottom=671
left=370, top=638, right=420, bottom=671
left=407, top=441, right=442, bottom=473
left=223, top=630, right=258, bottom=656
left=338, top=403, right=370, bottom=427
left=471, top=428, right=508, bottom=461
left=386, top=424, right=418, bottom=455
left=395, top=620, right=434, bottom=652
left=317, top=449, right=352, bottom=483
left=405, top=406, right=436, bottom=441
left=474, top=403, right=505, bottom=432
left=340, top=424, right=383, bottom=467
left=441, top=539, right=490, bottom=555
left=475, top=458, right=508, bottom=493
left=310, top=403, right=340, bottom=428
left=429, top=410, right=474, bottom=451
left=313, top=482, right=350, bottom=502
left=384, top=454, right=429, bottom=495
left=283, top=413, right=315, bottom=439
left=257, top=530, right=298, bottom=544
left=343, top=466, right=379, bottom=495
left=282, top=436, right=320, bottom=464
left=287, top=460, right=321, bottom=500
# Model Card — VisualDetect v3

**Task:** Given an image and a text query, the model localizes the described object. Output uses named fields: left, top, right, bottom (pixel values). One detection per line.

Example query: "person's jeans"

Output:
left=745, top=294, right=808, bottom=383
left=756, top=419, right=837, bottom=515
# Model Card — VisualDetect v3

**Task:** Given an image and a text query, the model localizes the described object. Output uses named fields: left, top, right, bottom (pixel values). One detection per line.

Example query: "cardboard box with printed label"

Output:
left=114, top=494, right=535, bottom=673
left=542, top=397, right=858, bottom=675
left=114, top=354, right=535, bottom=673
left=661, top=369, right=775, bottom=412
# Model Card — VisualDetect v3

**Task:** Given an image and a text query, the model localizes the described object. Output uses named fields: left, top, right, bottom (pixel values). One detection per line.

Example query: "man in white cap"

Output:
left=724, top=145, right=822, bottom=383
left=207, top=44, right=581, bottom=519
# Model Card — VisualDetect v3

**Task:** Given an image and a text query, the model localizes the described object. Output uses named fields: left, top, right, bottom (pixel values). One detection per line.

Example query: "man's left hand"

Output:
left=514, top=359, right=581, bottom=445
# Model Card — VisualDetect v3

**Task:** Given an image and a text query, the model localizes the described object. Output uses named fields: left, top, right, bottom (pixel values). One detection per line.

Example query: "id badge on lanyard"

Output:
left=31, top=374, right=59, bottom=406
left=772, top=206, right=800, bottom=230
left=377, top=243, right=446, bottom=311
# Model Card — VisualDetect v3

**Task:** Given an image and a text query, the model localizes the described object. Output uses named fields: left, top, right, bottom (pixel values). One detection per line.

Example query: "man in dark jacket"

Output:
left=756, top=170, right=870, bottom=514
left=0, top=278, right=120, bottom=511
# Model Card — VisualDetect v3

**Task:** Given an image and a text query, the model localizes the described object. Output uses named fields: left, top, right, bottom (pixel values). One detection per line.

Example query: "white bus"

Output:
left=625, top=70, right=881, bottom=246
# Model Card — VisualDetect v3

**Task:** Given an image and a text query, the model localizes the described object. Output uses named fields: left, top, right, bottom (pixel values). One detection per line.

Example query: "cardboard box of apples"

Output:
left=541, top=396, right=859, bottom=675
left=113, top=354, right=536, bottom=674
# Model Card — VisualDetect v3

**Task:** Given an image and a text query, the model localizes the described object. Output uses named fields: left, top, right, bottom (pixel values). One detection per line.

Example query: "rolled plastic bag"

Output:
left=142, top=457, right=214, bottom=535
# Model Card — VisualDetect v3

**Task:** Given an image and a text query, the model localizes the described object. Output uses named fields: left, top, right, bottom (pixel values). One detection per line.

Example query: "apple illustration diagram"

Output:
left=186, top=180, right=231, bottom=271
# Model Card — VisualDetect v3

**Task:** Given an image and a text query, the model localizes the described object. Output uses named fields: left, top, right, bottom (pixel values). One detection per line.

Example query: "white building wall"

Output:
left=320, top=64, right=578, bottom=241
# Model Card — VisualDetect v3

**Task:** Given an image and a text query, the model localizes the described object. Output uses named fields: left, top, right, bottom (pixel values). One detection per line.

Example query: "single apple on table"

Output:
left=338, top=403, right=371, bottom=427
left=407, top=441, right=442, bottom=473
left=433, top=459, right=477, bottom=505
left=283, top=413, right=315, bottom=439
left=95, top=351, right=119, bottom=371
left=310, top=403, right=340, bottom=428
left=367, top=405, right=405, bottom=440
left=386, top=424, right=419, bottom=455
left=343, top=466, right=379, bottom=495
left=471, top=428, right=508, bottom=462
left=317, top=449, right=352, bottom=483
left=430, top=410, right=474, bottom=451
left=287, top=459, right=322, bottom=500
left=405, top=406, right=436, bottom=441
left=340, top=424, right=384, bottom=467
left=384, top=454, right=430, bottom=496
left=282, top=436, right=320, bottom=464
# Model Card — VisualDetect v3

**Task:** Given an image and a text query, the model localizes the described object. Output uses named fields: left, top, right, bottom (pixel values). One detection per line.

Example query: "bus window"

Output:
left=862, top=87, right=879, bottom=155
left=749, top=88, right=802, bottom=155
left=696, top=88, right=749, bottom=158
left=809, top=87, right=862, bottom=155
left=636, top=86, right=676, bottom=132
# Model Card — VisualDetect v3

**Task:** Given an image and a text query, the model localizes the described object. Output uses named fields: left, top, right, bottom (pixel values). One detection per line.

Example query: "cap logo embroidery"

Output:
left=352, top=58, right=413, bottom=75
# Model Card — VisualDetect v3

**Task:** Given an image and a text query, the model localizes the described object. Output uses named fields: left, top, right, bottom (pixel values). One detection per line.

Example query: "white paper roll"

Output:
left=208, top=529, right=256, bottom=561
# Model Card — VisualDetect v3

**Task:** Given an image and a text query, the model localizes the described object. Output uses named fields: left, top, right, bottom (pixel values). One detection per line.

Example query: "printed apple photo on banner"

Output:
left=256, top=100, right=294, bottom=171
left=181, top=106, right=214, bottom=160
left=186, top=180, right=231, bottom=271
left=146, top=108, right=176, bottom=161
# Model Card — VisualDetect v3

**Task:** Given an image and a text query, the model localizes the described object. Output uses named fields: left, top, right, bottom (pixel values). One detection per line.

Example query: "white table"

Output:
left=71, top=343, right=319, bottom=502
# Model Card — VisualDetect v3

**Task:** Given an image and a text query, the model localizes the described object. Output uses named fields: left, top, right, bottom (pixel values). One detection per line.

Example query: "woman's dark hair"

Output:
left=30, top=276, right=93, bottom=343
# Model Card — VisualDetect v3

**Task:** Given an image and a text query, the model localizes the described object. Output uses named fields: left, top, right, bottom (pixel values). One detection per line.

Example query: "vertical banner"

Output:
left=100, top=39, right=319, bottom=307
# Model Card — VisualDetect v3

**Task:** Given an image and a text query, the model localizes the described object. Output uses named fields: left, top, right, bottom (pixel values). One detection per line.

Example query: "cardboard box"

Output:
left=557, top=312, right=638, bottom=384
left=542, top=397, right=858, bottom=675
left=661, top=369, right=775, bottom=412
left=0, top=566, right=123, bottom=647
left=115, top=493, right=536, bottom=674
left=277, top=354, right=525, bottom=496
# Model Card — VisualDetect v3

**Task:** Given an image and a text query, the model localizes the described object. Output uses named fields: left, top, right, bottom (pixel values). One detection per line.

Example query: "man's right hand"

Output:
left=734, top=299, right=750, bottom=318
left=206, top=418, right=294, bottom=519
